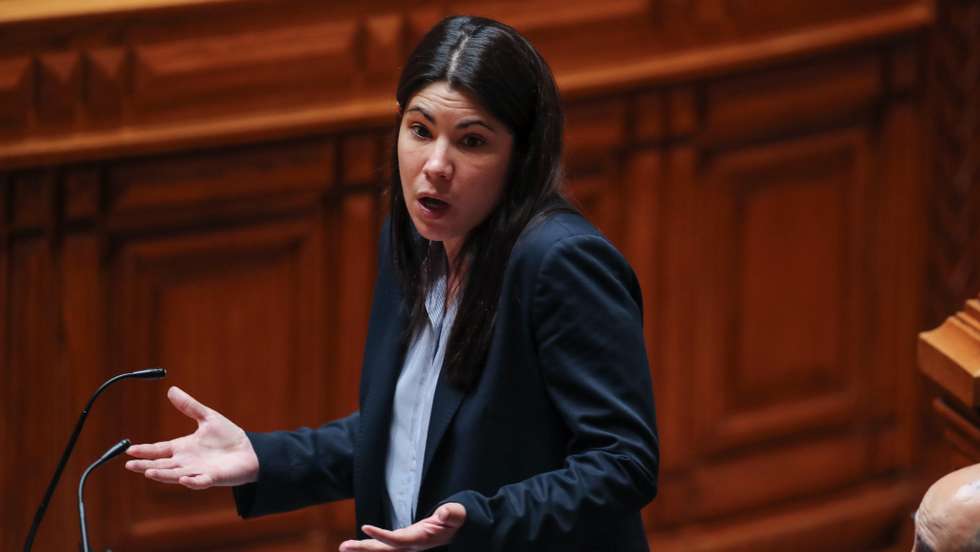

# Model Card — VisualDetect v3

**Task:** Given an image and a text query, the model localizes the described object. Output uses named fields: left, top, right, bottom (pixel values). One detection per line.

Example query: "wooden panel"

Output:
left=109, top=217, right=333, bottom=549
left=645, top=145, right=700, bottom=528
left=340, top=133, right=383, bottom=185
left=0, top=56, right=31, bottom=137
left=109, top=139, right=335, bottom=215
left=873, top=95, right=926, bottom=472
left=697, top=130, right=871, bottom=454
left=11, top=170, right=55, bottom=230
left=37, top=50, right=82, bottom=132
left=61, top=232, right=115, bottom=550
left=927, top=0, right=980, bottom=326
left=132, top=18, right=358, bottom=122
left=5, top=236, right=76, bottom=552
left=648, top=481, right=912, bottom=552
left=0, top=1, right=933, bottom=170
left=85, top=47, right=127, bottom=128
left=704, top=55, right=882, bottom=146
left=565, top=98, right=628, bottom=161
left=64, top=165, right=102, bottom=221
left=0, top=181, right=9, bottom=552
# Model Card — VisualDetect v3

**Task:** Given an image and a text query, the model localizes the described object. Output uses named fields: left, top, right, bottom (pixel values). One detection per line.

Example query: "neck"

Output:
left=442, top=238, right=464, bottom=303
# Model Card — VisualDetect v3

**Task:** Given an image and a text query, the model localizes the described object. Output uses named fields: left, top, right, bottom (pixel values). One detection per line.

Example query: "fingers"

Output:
left=124, top=457, right=178, bottom=473
left=126, top=441, right=174, bottom=460
left=178, top=474, right=214, bottom=490
left=360, top=526, right=401, bottom=544
left=167, top=386, right=210, bottom=423
left=338, top=537, right=402, bottom=552
left=143, top=466, right=199, bottom=485
left=360, top=524, right=428, bottom=548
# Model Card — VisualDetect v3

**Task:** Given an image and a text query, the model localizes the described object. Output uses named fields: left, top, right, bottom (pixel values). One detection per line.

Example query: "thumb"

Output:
left=167, top=386, right=210, bottom=423
left=436, top=503, right=466, bottom=527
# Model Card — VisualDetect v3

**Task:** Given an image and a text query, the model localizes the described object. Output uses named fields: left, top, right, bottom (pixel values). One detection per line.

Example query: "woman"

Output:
left=125, top=15, right=659, bottom=551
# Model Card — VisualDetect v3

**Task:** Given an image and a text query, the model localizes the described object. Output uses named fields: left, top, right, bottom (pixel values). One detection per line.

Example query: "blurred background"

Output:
left=1, top=0, right=978, bottom=550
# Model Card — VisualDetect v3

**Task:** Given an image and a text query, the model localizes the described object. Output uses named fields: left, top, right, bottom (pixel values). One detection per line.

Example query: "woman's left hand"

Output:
left=338, top=502, right=467, bottom=551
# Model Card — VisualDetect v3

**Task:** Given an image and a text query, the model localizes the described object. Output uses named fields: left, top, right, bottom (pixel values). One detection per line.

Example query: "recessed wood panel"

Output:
left=697, top=130, right=871, bottom=455
left=11, top=170, right=55, bottom=230
left=111, top=218, right=333, bottom=549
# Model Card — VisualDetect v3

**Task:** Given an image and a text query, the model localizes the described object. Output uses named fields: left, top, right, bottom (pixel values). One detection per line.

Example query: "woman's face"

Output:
left=398, top=81, right=513, bottom=257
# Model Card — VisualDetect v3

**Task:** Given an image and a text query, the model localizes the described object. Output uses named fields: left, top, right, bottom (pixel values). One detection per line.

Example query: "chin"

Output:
left=407, top=215, right=447, bottom=243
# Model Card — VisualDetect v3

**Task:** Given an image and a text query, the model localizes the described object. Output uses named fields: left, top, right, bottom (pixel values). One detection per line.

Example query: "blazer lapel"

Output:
left=419, top=368, right=465, bottom=494
left=355, top=302, right=407, bottom=531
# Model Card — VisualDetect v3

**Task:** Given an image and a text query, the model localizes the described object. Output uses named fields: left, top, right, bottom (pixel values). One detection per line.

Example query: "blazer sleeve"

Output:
left=442, top=233, right=659, bottom=550
left=232, top=412, right=359, bottom=518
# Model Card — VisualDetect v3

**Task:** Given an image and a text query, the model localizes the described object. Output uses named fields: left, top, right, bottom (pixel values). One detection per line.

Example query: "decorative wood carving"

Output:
left=927, top=0, right=980, bottom=327
left=0, top=56, right=32, bottom=136
left=0, top=1, right=933, bottom=169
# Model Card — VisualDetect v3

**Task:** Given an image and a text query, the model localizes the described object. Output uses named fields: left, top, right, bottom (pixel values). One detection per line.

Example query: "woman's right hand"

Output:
left=124, top=386, right=259, bottom=490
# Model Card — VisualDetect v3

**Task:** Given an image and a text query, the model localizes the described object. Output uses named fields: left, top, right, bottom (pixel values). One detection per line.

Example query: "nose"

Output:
left=422, top=139, right=453, bottom=182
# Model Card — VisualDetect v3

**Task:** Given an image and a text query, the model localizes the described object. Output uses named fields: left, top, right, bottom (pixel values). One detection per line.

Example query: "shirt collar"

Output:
left=424, top=275, right=458, bottom=329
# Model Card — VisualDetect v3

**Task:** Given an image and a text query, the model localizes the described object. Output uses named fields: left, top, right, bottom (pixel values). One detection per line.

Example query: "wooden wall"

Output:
left=0, top=1, right=938, bottom=550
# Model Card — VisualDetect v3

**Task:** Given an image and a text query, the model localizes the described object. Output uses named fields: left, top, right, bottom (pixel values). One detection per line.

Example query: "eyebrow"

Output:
left=406, top=106, right=496, bottom=132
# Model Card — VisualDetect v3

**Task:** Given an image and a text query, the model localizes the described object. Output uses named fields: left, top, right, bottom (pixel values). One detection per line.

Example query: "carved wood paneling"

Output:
left=109, top=217, right=332, bottom=549
left=928, top=0, right=980, bottom=327
left=0, top=1, right=932, bottom=170
left=0, top=2, right=937, bottom=551
left=108, top=139, right=336, bottom=214
left=0, top=56, right=31, bottom=137
left=698, top=131, right=870, bottom=455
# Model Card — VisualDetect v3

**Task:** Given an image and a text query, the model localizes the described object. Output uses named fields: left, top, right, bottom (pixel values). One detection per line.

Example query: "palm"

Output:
left=339, top=503, right=466, bottom=551
left=125, top=386, right=259, bottom=489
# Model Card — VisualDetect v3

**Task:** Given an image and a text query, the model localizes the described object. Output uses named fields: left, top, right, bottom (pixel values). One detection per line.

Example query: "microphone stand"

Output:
left=23, top=368, right=166, bottom=552
left=79, top=439, right=131, bottom=552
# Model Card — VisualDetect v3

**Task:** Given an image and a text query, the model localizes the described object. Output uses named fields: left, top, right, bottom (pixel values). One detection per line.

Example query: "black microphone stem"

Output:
left=23, top=368, right=166, bottom=552
left=79, top=439, right=130, bottom=552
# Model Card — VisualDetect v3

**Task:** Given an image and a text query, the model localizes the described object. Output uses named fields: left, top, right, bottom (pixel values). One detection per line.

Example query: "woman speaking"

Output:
left=125, top=15, right=659, bottom=552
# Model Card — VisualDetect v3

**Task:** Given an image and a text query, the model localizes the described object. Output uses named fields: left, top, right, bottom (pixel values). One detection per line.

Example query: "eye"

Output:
left=461, top=134, right=486, bottom=148
left=409, top=123, right=432, bottom=139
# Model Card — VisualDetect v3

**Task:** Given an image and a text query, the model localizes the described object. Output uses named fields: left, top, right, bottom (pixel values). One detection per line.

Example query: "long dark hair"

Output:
left=389, top=15, right=574, bottom=391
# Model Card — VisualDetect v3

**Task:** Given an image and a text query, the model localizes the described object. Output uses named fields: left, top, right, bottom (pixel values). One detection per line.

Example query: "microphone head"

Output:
left=87, top=438, right=133, bottom=469
left=131, top=368, right=166, bottom=379
left=103, top=438, right=132, bottom=461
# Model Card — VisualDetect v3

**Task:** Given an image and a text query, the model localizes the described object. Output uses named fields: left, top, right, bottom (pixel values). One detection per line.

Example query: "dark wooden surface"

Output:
left=0, top=1, right=944, bottom=550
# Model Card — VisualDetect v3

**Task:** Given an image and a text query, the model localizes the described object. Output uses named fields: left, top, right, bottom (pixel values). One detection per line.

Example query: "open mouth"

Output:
left=419, top=196, right=449, bottom=211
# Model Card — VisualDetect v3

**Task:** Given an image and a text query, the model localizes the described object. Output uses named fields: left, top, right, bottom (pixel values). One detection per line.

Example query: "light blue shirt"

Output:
left=384, top=275, right=458, bottom=529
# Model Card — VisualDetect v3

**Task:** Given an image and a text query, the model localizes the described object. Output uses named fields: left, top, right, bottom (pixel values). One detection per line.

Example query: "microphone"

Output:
left=79, top=439, right=131, bottom=552
left=23, top=368, right=167, bottom=552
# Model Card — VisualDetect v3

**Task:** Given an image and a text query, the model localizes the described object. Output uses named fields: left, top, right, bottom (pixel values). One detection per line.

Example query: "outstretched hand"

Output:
left=339, top=502, right=466, bottom=551
left=124, top=386, right=259, bottom=489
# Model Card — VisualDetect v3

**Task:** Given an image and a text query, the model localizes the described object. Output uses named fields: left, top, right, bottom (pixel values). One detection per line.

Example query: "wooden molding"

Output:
left=0, top=1, right=933, bottom=170
left=919, top=295, right=980, bottom=408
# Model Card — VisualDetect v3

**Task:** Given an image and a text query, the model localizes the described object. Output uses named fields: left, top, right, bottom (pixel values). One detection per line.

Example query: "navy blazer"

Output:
left=233, top=212, right=659, bottom=551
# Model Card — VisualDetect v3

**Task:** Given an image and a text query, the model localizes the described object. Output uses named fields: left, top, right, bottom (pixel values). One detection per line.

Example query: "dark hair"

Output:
left=389, top=15, right=573, bottom=390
